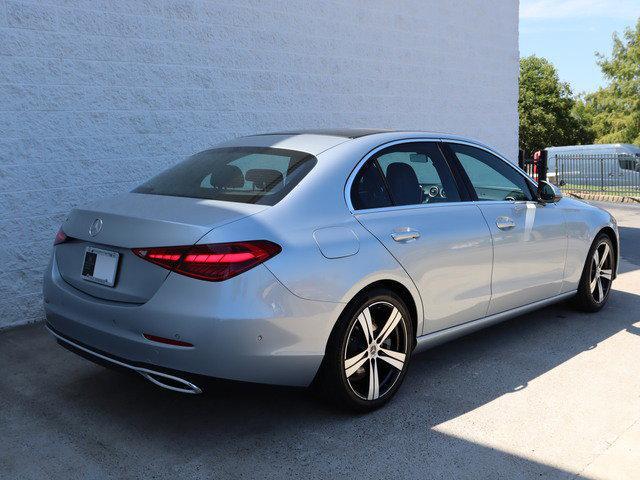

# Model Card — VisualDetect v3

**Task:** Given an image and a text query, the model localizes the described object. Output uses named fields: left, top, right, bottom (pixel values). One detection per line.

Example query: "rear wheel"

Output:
left=318, top=289, right=413, bottom=412
left=574, top=233, right=615, bottom=312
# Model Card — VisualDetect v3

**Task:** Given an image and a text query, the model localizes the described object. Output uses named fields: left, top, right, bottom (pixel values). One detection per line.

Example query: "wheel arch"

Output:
left=334, top=279, right=420, bottom=349
left=597, top=226, right=619, bottom=278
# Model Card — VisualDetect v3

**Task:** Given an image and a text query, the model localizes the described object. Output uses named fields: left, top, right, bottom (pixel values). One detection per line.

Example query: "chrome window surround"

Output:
left=344, top=138, right=537, bottom=214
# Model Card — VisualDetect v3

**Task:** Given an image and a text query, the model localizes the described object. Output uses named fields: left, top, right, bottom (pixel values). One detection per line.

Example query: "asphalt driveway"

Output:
left=1, top=202, right=639, bottom=479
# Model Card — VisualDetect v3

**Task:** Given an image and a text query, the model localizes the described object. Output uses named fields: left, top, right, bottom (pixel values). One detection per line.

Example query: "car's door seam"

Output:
left=352, top=212, right=427, bottom=334
left=473, top=202, right=495, bottom=318
left=558, top=204, right=570, bottom=293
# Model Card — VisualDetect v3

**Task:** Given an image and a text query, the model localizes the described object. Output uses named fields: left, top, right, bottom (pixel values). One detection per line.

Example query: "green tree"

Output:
left=519, top=55, right=593, bottom=156
left=583, top=19, right=640, bottom=145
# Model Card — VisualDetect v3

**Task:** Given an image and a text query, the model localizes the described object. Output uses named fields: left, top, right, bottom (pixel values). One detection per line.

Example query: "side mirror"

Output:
left=537, top=180, right=562, bottom=204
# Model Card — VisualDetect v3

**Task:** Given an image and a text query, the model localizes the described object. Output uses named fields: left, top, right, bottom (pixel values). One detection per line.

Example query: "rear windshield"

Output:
left=133, top=147, right=317, bottom=205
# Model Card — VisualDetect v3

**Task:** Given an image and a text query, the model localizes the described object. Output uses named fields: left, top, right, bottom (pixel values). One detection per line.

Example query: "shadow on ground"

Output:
left=617, top=226, right=640, bottom=271
left=2, top=286, right=639, bottom=479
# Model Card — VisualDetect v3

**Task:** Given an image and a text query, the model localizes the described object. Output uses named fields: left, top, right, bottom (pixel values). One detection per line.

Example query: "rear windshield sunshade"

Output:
left=133, top=147, right=317, bottom=206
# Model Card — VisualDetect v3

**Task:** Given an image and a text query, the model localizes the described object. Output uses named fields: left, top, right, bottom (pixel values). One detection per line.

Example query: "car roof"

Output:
left=215, top=130, right=502, bottom=158
left=254, top=128, right=393, bottom=139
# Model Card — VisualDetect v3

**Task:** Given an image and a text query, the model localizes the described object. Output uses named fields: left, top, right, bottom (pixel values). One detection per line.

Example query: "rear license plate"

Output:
left=81, top=247, right=119, bottom=287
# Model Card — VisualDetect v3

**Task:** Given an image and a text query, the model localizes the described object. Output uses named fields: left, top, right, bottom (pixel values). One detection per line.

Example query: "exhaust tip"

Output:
left=139, top=371, right=203, bottom=394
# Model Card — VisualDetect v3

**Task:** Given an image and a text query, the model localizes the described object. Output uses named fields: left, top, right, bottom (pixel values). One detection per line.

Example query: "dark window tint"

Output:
left=375, top=143, right=460, bottom=206
left=351, top=160, right=392, bottom=210
left=619, top=155, right=639, bottom=171
left=449, top=144, right=532, bottom=201
left=133, top=147, right=316, bottom=206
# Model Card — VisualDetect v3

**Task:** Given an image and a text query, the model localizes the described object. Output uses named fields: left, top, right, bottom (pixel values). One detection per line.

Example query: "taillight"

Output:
left=53, top=227, right=67, bottom=245
left=132, top=240, right=281, bottom=282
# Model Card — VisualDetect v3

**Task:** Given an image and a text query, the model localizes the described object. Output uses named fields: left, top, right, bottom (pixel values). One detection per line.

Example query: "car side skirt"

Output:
left=413, top=291, right=577, bottom=354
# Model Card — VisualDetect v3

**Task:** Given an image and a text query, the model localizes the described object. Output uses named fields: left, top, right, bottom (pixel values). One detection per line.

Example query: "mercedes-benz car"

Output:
left=44, top=129, right=618, bottom=411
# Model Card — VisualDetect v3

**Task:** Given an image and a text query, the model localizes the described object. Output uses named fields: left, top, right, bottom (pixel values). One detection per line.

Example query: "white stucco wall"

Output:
left=0, top=0, right=519, bottom=329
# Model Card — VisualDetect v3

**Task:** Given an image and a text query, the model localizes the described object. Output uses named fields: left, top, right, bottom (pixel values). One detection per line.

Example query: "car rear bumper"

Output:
left=47, top=322, right=205, bottom=393
left=43, top=252, right=342, bottom=387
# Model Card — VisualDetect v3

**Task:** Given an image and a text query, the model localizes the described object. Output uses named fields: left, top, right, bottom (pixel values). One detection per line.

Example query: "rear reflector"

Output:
left=143, top=333, right=193, bottom=347
left=132, top=240, right=281, bottom=282
left=54, top=227, right=68, bottom=245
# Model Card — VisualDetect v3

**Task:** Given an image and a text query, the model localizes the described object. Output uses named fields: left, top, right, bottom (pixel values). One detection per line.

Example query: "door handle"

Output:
left=496, top=216, right=516, bottom=230
left=391, top=229, right=421, bottom=242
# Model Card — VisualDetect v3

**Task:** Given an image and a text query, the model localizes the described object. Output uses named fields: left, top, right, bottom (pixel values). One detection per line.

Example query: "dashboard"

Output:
left=420, top=183, right=448, bottom=202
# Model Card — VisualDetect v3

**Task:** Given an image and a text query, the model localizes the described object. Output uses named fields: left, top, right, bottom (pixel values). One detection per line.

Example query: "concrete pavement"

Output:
left=1, top=202, right=639, bottom=479
left=590, top=201, right=640, bottom=267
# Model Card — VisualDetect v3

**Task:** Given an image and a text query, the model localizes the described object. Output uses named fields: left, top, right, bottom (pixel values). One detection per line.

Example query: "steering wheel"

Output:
left=504, top=190, right=522, bottom=202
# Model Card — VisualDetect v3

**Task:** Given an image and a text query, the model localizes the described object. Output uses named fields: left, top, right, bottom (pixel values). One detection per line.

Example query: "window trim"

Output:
left=345, top=139, right=466, bottom=213
left=441, top=141, right=538, bottom=202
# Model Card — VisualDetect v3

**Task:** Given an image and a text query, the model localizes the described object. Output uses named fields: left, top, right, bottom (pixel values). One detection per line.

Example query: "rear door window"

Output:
left=134, top=147, right=316, bottom=206
left=350, top=142, right=461, bottom=210
left=374, top=143, right=461, bottom=205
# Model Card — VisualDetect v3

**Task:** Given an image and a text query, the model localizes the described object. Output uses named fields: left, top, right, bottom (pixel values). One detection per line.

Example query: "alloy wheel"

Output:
left=590, top=241, right=613, bottom=303
left=343, top=301, right=409, bottom=401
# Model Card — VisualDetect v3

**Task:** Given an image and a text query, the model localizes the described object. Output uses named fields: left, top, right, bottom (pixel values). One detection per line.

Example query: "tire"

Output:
left=574, top=233, right=615, bottom=312
left=317, top=288, right=414, bottom=412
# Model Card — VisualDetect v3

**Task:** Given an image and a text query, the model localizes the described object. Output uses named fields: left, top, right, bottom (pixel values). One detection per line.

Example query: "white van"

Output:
left=546, top=144, right=640, bottom=186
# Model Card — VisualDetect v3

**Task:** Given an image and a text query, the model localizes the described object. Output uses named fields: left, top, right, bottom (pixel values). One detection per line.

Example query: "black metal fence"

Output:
left=551, top=153, right=640, bottom=197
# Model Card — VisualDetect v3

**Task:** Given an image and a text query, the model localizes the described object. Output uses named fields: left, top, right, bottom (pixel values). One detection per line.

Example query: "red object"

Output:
left=143, top=333, right=193, bottom=347
left=54, top=227, right=68, bottom=245
left=530, top=151, right=541, bottom=180
left=132, top=240, right=281, bottom=282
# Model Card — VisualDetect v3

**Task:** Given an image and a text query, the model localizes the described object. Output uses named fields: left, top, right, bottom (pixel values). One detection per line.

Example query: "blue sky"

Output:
left=520, top=0, right=640, bottom=94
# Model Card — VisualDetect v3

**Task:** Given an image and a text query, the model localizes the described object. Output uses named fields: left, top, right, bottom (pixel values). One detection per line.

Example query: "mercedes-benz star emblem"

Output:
left=89, top=218, right=103, bottom=237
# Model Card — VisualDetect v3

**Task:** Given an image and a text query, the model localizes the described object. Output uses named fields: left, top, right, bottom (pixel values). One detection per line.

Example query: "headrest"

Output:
left=386, top=162, right=421, bottom=205
left=245, top=169, right=284, bottom=191
left=211, top=165, right=244, bottom=188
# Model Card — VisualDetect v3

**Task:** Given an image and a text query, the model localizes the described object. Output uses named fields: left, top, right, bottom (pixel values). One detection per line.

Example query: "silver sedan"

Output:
left=44, top=130, right=619, bottom=411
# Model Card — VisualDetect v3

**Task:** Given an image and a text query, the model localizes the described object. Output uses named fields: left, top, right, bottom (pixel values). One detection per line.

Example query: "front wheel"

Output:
left=574, top=233, right=615, bottom=312
left=318, top=289, right=413, bottom=412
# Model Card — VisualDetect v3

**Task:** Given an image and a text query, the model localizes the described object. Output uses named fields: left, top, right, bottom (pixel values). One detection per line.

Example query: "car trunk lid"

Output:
left=55, top=193, right=267, bottom=303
